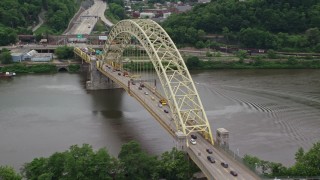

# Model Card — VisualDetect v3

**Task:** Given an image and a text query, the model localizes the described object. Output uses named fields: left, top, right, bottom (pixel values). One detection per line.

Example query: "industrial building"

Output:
left=10, top=49, right=53, bottom=62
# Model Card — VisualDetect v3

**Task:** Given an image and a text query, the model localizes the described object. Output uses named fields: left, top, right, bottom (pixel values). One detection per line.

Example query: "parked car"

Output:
left=190, top=138, right=196, bottom=145
left=164, top=109, right=169, bottom=113
left=221, top=162, right=228, bottom=168
left=230, top=170, right=238, bottom=176
left=207, top=156, right=215, bottom=163
left=206, top=149, right=213, bottom=154
left=191, top=134, right=197, bottom=139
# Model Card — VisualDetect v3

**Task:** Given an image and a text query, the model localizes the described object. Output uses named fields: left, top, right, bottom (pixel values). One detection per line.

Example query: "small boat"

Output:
left=0, top=72, right=14, bottom=78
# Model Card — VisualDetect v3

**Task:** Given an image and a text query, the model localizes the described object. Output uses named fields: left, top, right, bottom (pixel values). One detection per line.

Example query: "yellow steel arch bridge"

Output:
left=74, top=19, right=260, bottom=180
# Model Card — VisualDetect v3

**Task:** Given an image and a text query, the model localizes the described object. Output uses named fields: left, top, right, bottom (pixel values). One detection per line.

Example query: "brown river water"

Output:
left=0, top=69, right=319, bottom=170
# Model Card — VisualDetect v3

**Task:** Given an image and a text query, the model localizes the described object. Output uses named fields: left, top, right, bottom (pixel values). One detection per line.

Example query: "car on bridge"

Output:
left=206, top=148, right=213, bottom=154
left=144, top=92, right=149, bottom=95
left=190, top=138, right=196, bottom=145
left=191, top=134, right=197, bottom=139
left=221, top=162, right=228, bottom=168
left=164, top=109, right=169, bottom=113
left=230, top=170, right=238, bottom=176
left=207, top=156, right=215, bottom=163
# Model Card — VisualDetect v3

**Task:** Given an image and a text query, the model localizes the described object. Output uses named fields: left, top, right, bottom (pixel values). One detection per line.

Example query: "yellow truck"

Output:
left=159, top=99, right=167, bottom=105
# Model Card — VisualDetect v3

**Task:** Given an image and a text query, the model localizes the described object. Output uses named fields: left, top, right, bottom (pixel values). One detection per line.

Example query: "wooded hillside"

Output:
left=0, top=0, right=79, bottom=45
left=163, top=0, right=320, bottom=52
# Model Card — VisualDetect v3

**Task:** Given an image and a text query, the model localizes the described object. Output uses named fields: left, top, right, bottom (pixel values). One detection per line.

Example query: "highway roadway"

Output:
left=66, top=0, right=113, bottom=35
left=93, top=59, right=260, bottom=180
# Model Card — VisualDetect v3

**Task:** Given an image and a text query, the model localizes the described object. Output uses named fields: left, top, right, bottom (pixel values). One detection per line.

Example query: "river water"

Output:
left=0, top=69, right=319, bottom=170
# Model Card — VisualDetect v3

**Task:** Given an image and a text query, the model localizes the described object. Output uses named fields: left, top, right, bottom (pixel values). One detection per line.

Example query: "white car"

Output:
left=190, top=138, right=197, bottom=145
left=158, top=104, right=163, bottom=108
left=144, top=92, right=149, bottom=95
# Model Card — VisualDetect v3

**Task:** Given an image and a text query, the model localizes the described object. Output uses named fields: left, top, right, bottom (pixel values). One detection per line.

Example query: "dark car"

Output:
left=230, top=170, right=238, bottom=176
left=138, top=87, right=142, bottom=90
left=191, top=134, right=197, bottom=139
left=164, top=109, right=169, bottom=113
left=221, top=162, right=228, bottom=168
left=207, top=156, right=215, bottom=163
left=132, top=81, right=136, bottom=85
left=118, top=72, right=121, bottom=76
left=206, top=149, right=213, bottom=154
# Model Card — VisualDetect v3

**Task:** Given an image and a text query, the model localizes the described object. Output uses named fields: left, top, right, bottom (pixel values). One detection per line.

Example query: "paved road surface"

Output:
left=66, top=0, right=113, bottom=35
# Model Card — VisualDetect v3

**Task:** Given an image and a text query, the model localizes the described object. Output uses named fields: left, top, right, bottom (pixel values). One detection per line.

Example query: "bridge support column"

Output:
left=86, top=60, right=120, bottom=90
left=175, top=131, right=187, bottom=152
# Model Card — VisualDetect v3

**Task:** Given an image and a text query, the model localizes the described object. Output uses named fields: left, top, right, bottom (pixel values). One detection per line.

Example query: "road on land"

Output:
left=66, top=0, right=113, bottom=35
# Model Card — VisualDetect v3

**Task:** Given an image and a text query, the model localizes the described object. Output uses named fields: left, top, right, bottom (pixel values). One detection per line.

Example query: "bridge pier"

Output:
left=175, top=131, right=187, bottom=152
left=86, top=60, right=120, bottom=90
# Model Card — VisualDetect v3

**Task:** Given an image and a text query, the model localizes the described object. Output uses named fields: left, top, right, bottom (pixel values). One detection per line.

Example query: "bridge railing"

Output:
left=216, top=145, right=264, bottom=178
left=216, top=146, right=320, bottom=180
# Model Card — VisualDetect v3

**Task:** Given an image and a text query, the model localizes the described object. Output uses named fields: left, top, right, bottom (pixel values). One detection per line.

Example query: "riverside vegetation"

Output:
left=0, top=141, right=199, bottom=180
left=0, top=141, right=319, bottom=179
left=0, top=46, right=80, bottom=73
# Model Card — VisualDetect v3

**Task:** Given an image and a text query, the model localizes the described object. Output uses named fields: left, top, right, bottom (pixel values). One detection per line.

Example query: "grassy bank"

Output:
left=197, top=60, right=320, bottom=69
left=0, top=64, right=81, bottom=73
left=68, top=64, right=80, bottom=73
left=0, top=64, right=57, bottom=73
left=186, top=55, right=320, bottom=69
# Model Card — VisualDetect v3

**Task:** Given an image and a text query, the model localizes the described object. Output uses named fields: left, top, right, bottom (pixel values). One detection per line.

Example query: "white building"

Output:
left=140, top=12, right=155, bottom=19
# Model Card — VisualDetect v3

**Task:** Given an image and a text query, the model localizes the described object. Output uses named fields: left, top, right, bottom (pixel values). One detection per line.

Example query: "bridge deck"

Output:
left=75, top=46, right=260, bottom=179
left=96, top=62, right=260, bottom=180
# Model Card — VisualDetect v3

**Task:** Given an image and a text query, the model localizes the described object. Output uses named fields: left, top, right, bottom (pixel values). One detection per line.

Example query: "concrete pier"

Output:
left=86, top=60, right=120, bottom=90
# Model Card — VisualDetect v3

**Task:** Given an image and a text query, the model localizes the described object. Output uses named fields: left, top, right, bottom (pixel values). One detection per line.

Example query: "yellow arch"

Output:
left=102, top=19, right=214, bottom=144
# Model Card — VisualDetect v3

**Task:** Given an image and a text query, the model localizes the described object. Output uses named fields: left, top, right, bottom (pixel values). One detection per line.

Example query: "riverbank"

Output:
left=0, top=64, right=80, bottom=73
left=197, top=59, right=320, bottom=69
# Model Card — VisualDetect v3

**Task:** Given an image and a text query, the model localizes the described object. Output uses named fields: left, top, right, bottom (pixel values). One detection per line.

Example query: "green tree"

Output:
left=236, top=50, right=247, bottom=63
left=305, top=28, right=320, bottom=46
left=0, top=166, right=22, bottom=180
left=289, top=142, right=320, bottom=176
left=195, top=41, right=205, bottom=49
left=295, top=147, right=304, bottom=162
left=118, top=141, right=159, bottom=180
left=159, top=148, right=198, bottom=180
left=55, top=46, right=74, bottom=59
left=0, top=50, right=13, bottom=64
left=186, top=56, right=201, bottom=69
left=267, top=49, right=278, bottom=59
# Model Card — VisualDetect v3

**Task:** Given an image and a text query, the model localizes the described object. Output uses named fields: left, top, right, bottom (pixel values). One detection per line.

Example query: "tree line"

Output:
left=105, top=0, right=127, bottom=22
left=243, top=142, right=320, bottom=178
left=0, top=141, right=199, bottom=180
left=1, top=140, right=319, bottom=179
left=0, top=0, right=79, bottom=46
left=162, top=0, right=320, bottom=52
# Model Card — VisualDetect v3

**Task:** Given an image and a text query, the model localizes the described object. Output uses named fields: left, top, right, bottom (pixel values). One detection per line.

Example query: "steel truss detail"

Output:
left=102, top=19, right=214, bottom=144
